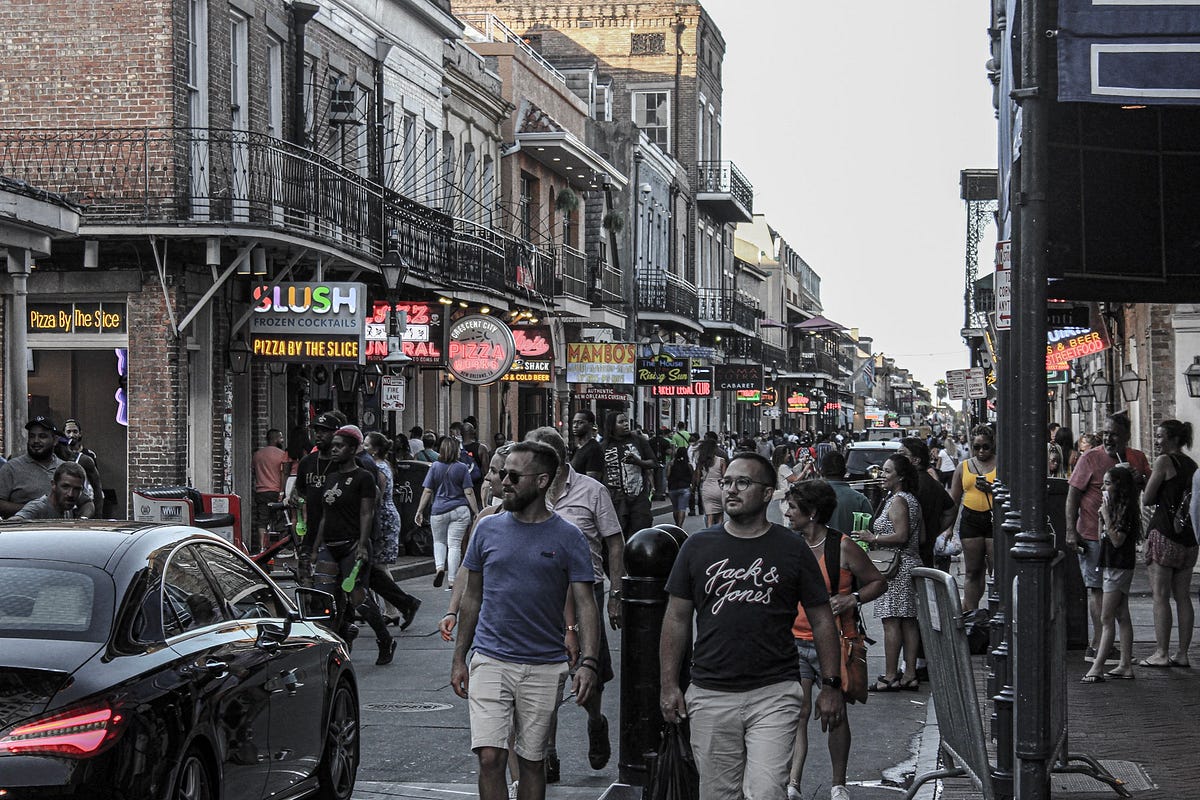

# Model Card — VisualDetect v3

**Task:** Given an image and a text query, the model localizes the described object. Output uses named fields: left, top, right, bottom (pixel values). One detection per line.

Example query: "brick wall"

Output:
left=127, top=275, right=188, bottom=492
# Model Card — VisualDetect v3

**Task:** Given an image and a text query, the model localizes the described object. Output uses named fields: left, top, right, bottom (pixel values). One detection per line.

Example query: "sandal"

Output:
left=1103, top=669, right=1135, bottom=680
left=1137, top=657, right=1172, bottom=668
left=899, top=677, right=921, bottom=691
left=1079, top=674, right=1105, bottom=683
left=869, top=675, right=901, bottom=692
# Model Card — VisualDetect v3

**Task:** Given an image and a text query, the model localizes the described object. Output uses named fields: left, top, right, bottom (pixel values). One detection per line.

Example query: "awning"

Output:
left=792, top=315, right=846, bottom=332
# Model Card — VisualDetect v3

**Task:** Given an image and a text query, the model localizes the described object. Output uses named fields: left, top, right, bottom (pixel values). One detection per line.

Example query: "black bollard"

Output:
left=618, top=526, right=688, bottom=787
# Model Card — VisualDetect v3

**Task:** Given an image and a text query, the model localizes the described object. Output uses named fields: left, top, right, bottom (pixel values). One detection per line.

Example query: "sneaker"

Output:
left=1084, top=647, right=1097, bottom=663
left=277, top=547, right=296, bottom=559
left=787, top=785, right=803, bottom=800
left=433, top=569, right=446, bottom=588
left=508, top=781, right=519, bottom=800
left=831, top=786, right=851, bottom=800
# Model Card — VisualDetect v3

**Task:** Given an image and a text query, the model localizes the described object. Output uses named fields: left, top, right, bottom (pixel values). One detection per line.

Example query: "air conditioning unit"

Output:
left=328, top=81, right=362, bottom=126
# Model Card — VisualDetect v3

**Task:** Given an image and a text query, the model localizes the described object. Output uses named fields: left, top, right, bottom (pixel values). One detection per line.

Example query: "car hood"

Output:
left=0, top=639, right=101, bottom=730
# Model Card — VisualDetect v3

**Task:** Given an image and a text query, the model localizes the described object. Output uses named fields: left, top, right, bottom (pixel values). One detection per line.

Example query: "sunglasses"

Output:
left=499, top=469, right=546, bottom=483
left=973, top=443, right=993, bottom=451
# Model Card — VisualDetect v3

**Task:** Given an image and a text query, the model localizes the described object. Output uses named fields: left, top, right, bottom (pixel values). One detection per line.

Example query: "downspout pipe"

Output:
left=290, top=1, right=320, bottom=147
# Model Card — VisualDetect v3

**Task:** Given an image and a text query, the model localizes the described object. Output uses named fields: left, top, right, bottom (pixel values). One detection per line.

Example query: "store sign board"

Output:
left=250, top=282, right=365, bottom=364
left=636, top=357, right=691, bottom=386
left=786, top=393, right=809, bottom=413
left=652, top=366, right=713, bottom=397
left=1046, top=328, right=1110, bottom=370
left=566, top=342, right=637, bottom=385
left=736, top=390, right=761, bottom=402
left=365, top=301, right=444, bottom=365
left=575, top=388, right=633, bottom=403
left=503, top=324, right=554, bottom=383
left=714, top=364, right=762, bottom=391
left=447, top=314, right=516, bottom=385
left=29, top=302, right=127, bottom=334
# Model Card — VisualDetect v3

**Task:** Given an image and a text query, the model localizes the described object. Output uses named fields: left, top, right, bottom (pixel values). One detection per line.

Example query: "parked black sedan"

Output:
left=0, top=522, right=358, bottom=799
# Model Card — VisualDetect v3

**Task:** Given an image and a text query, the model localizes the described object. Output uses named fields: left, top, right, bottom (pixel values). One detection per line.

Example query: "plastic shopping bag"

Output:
left=649, top=722, right=699, bottom=800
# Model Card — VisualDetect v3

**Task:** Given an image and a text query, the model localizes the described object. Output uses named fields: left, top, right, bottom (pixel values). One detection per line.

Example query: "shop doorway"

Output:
left=27, top=348, right=128, bottom=518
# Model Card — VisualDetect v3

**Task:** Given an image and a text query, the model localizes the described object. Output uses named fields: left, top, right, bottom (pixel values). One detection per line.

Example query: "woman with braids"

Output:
left=1081, top=466, right=1142, bottom=682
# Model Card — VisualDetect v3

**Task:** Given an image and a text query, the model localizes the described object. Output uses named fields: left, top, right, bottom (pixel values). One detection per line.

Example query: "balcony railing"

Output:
left=795, top=352, right=838, bottom=377
left=697, top=288, right=760, bottom=331
left=587, top=253, right=623, bottom=306
left=0, top=127, right=454, bottom=276
left=637, top=270, right=698, bottom=319
left=724, top=334, right=760, bottom=361
left=693, top=160, right=754, bottom=222
left=556, top=244, right=588, bottom=301
left=503, top=235, right=555, bottom=297
left=450, top=217, right=508, bottom=294
left=761, top=342, right=787, bottom=368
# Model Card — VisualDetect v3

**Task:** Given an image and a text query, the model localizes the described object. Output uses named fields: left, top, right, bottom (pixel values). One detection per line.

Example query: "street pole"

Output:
left=1011, top=0, right=1055, bottom=797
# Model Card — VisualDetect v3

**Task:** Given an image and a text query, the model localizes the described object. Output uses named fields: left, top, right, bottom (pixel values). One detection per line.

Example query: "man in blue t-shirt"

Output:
left=660, top=452, right=845, bottom=800
left=452, top=441, right=598, bottom=800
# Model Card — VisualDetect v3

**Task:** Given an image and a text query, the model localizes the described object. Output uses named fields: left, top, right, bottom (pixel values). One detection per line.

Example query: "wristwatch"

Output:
left=821, top=675, right=842, bottom=689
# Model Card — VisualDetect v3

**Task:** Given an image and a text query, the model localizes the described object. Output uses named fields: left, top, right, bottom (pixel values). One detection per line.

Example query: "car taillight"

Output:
left=0, top=707, right=123, bottom=757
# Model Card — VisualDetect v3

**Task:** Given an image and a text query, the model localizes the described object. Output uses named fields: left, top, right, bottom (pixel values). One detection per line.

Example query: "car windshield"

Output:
left=0, top=562, right=113, bottom=642
left=846, top=448, right=895, bottom=475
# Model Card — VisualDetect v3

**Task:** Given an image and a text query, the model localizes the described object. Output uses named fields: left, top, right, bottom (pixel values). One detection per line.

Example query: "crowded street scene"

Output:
left=2, top=1, right=1199, bottom=799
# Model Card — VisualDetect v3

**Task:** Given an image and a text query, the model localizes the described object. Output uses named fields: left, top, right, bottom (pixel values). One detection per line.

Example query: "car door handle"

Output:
left=267, top=668, right=304, bottom=695
left=202, top=659, right=228, bottom=676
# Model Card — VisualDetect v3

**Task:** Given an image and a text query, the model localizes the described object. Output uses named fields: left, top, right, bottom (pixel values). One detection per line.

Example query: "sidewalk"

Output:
left=934, top=556, right=1200, bottom=799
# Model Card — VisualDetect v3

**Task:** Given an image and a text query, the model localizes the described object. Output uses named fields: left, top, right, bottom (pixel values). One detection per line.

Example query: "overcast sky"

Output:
left=705, top=1, right=998, bottom=389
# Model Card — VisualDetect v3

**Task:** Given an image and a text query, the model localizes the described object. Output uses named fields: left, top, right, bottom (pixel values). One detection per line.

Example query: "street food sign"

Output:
left=1046, top=328, right=1110, bottom=370
left=567, top=342, right=637, bottom=384
left=447, top=314, right=516, bottom=385
left=636, top=357, right=691, bottom=386
left=652, top=366, right=713, bottom=397
left=503, top=324, right=554, bottom=383
left=714, top=364, right=762, bottom=391
left=250, top=282, right=365, bottom=363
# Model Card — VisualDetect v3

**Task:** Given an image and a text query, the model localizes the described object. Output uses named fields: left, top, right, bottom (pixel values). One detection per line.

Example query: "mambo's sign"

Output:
left=250, top=282, right=366, bottom=364
left=28, top=302, right=126, bottom=335
left=651, top=366, right=713, bottom=397
left=566, top=342, right=637, bottom=385
left=636, top=357, right=690, bottom=386
left=447, top=314, right=516, bottom=385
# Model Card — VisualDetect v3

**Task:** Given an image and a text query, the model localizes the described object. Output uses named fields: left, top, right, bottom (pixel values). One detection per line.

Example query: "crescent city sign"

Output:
left=447, top=314, right=517, bottom=385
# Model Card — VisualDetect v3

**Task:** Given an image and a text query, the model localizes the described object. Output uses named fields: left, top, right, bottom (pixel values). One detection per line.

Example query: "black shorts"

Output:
left=959, top=506, right=993, bottom=539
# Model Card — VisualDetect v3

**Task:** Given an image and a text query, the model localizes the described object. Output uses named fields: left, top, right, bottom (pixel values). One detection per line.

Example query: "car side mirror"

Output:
left=294, top=587, right=335, bottom=622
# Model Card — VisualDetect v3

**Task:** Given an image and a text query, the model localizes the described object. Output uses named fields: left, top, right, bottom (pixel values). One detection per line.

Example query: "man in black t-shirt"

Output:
left=660, top=452, right=845, bottom=800
left=569, top=410, right=603, bottom=480
left=312, top=425, right=396, bottom=665
left=290, top=411, right=340, bottom=553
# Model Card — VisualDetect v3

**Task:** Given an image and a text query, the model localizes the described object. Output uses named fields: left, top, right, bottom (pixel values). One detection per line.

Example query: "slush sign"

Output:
left=250, top=282, right=365, bottom=364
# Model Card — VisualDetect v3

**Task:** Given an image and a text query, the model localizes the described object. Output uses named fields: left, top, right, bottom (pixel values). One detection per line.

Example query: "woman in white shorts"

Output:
left=1081, top=466, right=1141, bottom=682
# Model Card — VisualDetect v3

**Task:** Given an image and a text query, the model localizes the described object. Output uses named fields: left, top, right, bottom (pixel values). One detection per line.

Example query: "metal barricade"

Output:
left=906, top=568, right=994, bottom=800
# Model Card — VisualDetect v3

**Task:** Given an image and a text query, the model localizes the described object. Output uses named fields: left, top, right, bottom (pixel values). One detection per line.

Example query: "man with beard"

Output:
left=311, top=425, right=395, bottom=665
left=599, top=411, right=656, bottom=538
left=452, top=441, right=598, bottom=800
left=0, top=416, right=94, bottom=518
left=660, top=452, right=844, bottom=800
left=12, top=462, right=89, bottom=520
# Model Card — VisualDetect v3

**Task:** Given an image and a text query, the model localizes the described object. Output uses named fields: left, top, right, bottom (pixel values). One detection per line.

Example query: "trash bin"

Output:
left=392, top=460, right=432, bottom=556
left=1047, top=476, right=1088, bottom=649
left=133, top=486, right=236, bottom=530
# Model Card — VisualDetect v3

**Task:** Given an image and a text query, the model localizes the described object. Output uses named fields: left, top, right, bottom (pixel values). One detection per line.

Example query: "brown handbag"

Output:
left=824, top=532, right=871, bottom=703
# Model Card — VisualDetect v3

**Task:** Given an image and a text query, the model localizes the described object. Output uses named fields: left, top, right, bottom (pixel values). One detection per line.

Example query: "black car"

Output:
left=844, top=440, right=903, bottom=510
left=0, top=522, right=358, bottom=800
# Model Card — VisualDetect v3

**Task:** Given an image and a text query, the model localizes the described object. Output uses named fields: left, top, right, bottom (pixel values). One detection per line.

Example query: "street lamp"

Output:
left=1184, top=356, right=1200, bottom=399
left=1118, top=366, right=1144, bottom=403
left=362, top=365, right=382, bottom=397
left=335, top=366, right=360, bottom=394
left=1091, top=371, right=1110, bottom=405
left=228, top=338, right=251, bottom=375
left=1077, top=384, right=1095, bottom=413
left=1067, top=393, right=1080, bottom=414
left=380, top=239, right=412, bottom=372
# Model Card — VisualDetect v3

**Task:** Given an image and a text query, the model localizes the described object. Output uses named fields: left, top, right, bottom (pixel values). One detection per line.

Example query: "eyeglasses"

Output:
left=717, top=476, right=773, bottom=492
left=972, top=443, right=992, bottom=451
left=499, top=469, right=546, bottom=483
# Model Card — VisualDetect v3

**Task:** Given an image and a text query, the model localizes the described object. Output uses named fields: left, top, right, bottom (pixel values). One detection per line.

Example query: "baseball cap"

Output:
left=312, top=412, right=340, bottom=430
left=26, top=415, right=57, bottom=433
left=335, top=425, right=364, bottom=445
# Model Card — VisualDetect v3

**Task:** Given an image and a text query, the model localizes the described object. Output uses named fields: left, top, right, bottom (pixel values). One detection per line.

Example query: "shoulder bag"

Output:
left=867, top=494, right=903, bottom=580
left=825, top=532, right=870, bottom=703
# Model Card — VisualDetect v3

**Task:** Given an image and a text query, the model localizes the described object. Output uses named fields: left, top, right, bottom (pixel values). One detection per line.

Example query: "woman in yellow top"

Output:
left=950, top=425, right=998, bottom=610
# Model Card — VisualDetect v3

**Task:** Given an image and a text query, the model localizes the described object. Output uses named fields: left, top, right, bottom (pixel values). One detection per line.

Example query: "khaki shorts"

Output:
left=468, top=652, right=568, bottom=761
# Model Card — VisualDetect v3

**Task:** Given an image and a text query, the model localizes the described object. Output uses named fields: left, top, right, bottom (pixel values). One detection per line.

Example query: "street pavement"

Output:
left=305, top=500, right=1200, bottom=800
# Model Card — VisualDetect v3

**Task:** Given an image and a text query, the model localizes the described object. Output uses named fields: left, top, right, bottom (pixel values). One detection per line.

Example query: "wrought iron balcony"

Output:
left=637, top=269, right=698, bottom=321
left=555, top=244, right=588, bottom=302
left=794, top=352, right=838, bottom=378
left=761, top=342, right=787, bottom=369
left=450, top=217, right=509, bottom=294
left=588, top=253, right=623, bottom=306
left=0, top=126, right=452, bottom=277
left=693, top=160, right=754, bottom=223
left=697, top=287, right=760, bottom=332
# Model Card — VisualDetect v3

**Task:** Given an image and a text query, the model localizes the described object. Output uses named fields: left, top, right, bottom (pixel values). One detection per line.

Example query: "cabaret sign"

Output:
left=715, top=364, right=762, bottom=391
left=447, top=314, right=516, bottom=385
